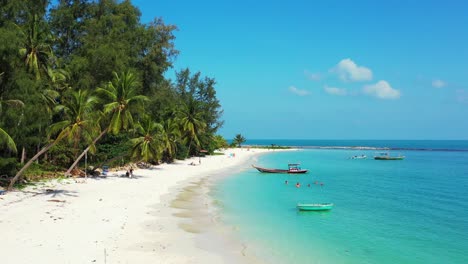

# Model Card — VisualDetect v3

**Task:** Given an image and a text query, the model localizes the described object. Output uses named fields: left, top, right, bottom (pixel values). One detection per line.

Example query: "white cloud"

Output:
left=363, top=80, right=401, bottom=99
left=304, top=70, right=321, bottom=81
left=332, top=58, right=373, bottom=82
left=288, top=86, right=310, bottom=96
left=324, top=86, right=347, bottom=96
left=432, top=79, right=447, bottom=88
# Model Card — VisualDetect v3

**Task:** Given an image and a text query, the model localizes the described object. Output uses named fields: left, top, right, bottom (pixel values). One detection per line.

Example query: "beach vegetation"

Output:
left=0, top=0, right=225, bottom=189
left=232, top=134, right=246, bottom=148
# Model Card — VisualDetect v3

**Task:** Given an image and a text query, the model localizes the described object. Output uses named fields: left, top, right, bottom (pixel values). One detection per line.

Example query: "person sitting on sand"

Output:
left=296, top=182, right=301, bottom=188
left=125, top=171, right=130, bottom=177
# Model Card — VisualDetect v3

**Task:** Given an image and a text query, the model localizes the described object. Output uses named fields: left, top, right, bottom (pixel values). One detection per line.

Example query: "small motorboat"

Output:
left=351, top=155, right=367, bottom=159
left=252, top=163, right=308, bottom=174
left=374, top=152, right=404, bottom=160
left=297, top=203, right=334, bottom=211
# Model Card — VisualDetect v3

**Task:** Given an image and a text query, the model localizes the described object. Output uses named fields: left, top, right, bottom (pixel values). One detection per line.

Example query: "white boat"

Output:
left=351, top=155, right=367, bottom=159
left=297, top=203, right=334, bottom=211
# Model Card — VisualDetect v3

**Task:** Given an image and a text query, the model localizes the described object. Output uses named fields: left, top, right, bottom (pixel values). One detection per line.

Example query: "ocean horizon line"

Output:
left=236, top=139, right=468, bottom=152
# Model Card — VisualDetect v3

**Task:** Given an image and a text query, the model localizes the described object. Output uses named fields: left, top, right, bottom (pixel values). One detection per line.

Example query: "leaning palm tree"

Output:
left=130, top=118, right=164, bottom=164
left=8, top=89, right=98, bottom=190
left=176, top=99, right=206, bottom=157
left=53, top=89, right=99, bottom=156
left=65, top=71, right=149, bottom=175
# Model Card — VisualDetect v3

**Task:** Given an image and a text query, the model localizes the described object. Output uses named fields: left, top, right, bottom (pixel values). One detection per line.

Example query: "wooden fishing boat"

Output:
left=374, top=152, right=405, bottom=160
left=297, top=203, right=334, bottom=211
left=252, top=163, right=308, bottom=174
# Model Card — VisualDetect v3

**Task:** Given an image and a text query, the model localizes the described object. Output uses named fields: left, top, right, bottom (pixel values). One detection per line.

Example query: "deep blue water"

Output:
left=213, top=141, right=468, bottom=264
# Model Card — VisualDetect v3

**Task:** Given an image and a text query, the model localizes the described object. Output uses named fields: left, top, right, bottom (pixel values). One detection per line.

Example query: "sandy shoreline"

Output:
left=0, top=148, right=277, bottom=264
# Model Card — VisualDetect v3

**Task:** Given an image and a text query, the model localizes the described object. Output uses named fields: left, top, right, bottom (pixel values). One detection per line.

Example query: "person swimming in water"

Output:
left=296, top=182, right=301, bottom=188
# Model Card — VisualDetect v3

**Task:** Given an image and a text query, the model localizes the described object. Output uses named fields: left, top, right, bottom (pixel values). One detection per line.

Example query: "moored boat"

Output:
left=374, top=152, right=405, bottom=160
left=297, top=203, right=334, bottom=211
left=351, top=155, right=367, bottom=159
left=252, top=163, right=308, bottom=174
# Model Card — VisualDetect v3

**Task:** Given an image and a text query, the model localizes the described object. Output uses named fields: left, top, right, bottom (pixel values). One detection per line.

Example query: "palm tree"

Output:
left=8, top=89, right=98, bottom=190
left=176, top=99, right=206, bottom=157
left=130, top=118, right=164, bottom=163
left=65, top=71, right=149, bottom=174
left=52, top=89, right=99, bottom=155
left=0, top=96, right=24, bottom=153
left=233, top=134, right=246, bottom=148
left=18, top=13, right=53, bottom=80
left=0, top=127, right=17, bottom=153
left=160, top=118, right=181, bottom=162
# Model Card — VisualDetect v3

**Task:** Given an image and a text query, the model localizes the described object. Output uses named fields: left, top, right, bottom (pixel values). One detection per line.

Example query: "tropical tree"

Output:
left=130, top=117, right=164, bottom=164
left=160, top=118, right=181, bottom=162
left=0, top=128, right=17, bottom=153
left=18, top=13, right=53, bottom=80
left=233, top=134, right=246, bottom=148
left=65, top=71, right=149, bottom=174
left=52, top=89, right=99, bottom=156
left=0, top=97, right=24, bottom=153
left=8, top=89, right=98, bottom=190
left=176, top=99, right=206, bottom=157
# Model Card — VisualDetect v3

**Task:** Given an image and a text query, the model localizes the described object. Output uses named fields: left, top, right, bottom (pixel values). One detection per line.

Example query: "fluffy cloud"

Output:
left=304, top=70, right=321, bottom=81
left=363, top=80, right=400, bottom=99
left=324, top=86, right=347, bottom=96
left=332, top=58, right=373, bottom=82
left=288, top=86, right=310, bottom=96
left=432, top=79, right=446, bottom=88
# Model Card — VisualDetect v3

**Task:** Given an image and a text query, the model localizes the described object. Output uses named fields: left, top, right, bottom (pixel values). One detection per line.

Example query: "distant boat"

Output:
left=374, top=152, right=405, bottom=160
left=297, top=203, right=334, bottom=211
left=252, top=163, right=308, bottom=174
left=351, top=155, right=367, bottom=159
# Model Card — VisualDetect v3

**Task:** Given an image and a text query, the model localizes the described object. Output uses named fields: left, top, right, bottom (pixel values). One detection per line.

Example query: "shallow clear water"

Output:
left=213, top=145, right=468, bottom=264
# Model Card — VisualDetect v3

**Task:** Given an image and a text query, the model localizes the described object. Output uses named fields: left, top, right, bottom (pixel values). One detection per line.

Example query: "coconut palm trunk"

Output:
left=65, top=128, right=108, bottom=176
left=8, top=141, right=56, bottom=190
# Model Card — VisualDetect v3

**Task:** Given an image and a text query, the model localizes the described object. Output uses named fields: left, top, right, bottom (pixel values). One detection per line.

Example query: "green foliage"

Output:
left=212, top=134, right=229, bottom=149
left=175, top=142, right=189, bottom=160
left=233, top=134, right=246, bottom=148
left=0, top=0, right=224, bottom=185
left=0, top=158, right=19, bottom=178
left=47, top=143, right=75, bottom=167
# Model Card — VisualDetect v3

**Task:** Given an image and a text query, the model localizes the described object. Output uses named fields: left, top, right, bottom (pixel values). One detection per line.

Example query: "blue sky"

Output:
left=133, top=0, right=468, bottom=140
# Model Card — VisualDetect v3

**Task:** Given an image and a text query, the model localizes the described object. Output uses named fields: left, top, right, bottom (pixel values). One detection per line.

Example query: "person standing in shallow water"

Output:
left=296, top=182, right=301, bottom=188
left=129, top=168, right=133, bottom=178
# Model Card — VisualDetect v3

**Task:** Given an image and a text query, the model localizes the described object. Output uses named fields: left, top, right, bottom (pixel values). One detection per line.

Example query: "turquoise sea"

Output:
left=212, top=140, right=468, bottom=264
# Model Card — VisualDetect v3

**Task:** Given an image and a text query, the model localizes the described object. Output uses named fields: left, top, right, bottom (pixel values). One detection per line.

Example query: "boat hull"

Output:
left=252, top=165, right=308, bottom=174
left=297, top=203, right=334, bottom=211
left=374, top=156, right=404, bottom=160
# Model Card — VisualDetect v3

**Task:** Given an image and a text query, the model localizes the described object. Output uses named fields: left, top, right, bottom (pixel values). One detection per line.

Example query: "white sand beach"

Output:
left=0, top=148, right=277, bottom=264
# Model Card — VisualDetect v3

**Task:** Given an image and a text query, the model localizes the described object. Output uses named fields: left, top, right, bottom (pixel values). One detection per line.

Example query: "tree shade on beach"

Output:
left=0, top=0, right=226, bottom=189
